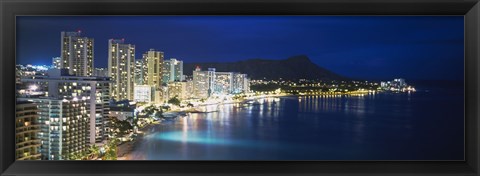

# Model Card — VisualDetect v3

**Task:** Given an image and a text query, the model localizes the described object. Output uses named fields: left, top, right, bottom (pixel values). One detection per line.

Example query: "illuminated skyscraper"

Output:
left=15, top=101, right=42, bottom=160
left=193, top=67, right=215, bottom=98
left=60, top=31, right=94, bottom=76
left=233, top=73, right=250, bottom=94
left=134, top=59, right=145, bottom=85
left=140, top=49, right=165, bottom=104
left=212, top=72, right=250, bottom=95
left=20, top=69, right=112, bottom=144
left=163, top=58, right=184, bottom=84
left=214, top=72, right=234, bottom=95
left=167, top=81, right=187, bottom=100
left=143, top=49, right=164, bottom=88
left=108, top=39, right=135, bottom=101
left=17, top=97, right=88, bottom=160
left=192, top=68, right=250, bottom=97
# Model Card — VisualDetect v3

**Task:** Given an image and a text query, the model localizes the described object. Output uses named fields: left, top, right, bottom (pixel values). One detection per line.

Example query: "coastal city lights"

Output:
left=15, top=16, right=464, bottom=161
left=14, top=31, right=415, bottom=160
left=15, top=54, right=414, bottom=160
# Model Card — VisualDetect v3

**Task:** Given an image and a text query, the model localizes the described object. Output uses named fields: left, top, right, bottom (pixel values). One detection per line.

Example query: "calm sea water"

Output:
left=130, top=82, right=464, bottom=160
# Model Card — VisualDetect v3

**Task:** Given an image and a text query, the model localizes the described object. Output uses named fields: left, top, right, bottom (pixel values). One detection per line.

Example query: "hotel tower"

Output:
left=108, top=39, right=135, bottom=101
left=60, top=31, right=94, bottom=76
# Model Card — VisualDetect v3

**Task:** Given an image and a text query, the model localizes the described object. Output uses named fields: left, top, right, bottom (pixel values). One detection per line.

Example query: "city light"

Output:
left=29, top=85, right=38, bottom=91
left=14, top=28, right=424, bottom=161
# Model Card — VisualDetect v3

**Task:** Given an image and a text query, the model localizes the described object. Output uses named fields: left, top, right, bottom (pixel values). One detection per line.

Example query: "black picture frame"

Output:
left=1, top=0, right=479, bottom=175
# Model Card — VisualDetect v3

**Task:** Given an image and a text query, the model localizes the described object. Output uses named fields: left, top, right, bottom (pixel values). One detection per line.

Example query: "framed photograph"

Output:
left=1, top=0, right=479, bottom=175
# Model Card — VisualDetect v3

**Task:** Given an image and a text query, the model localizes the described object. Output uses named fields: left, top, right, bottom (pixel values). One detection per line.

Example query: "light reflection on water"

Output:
left=145, top=130, right=284, bottom=148
left=130, top=91, right=464, bottom=160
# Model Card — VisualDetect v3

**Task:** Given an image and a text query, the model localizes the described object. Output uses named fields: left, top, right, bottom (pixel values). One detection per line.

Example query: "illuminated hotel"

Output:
left=214, top=72, right=250, bottom=95
left=163, top=58, right=184, bottom=84
left=214, top=72, right=234, bottom=95
left=60, top=31, right=94, bottom=76
left=232, top=73, right=250, bottom=94
left=134, top=59, right=145, bottom=85
left=193, top=67, right=216, bottom=98
left=138, top=49, right=165, bottom=104
left=108, top=39, right=135, bottom=101
left=143, top=49, right=164, bottom=88
left=20, top=69, right=112, bottom=144
left=167, top=81, right=188, bottom=100
left=193, top=67, right=250, bottom=98
left=15, top=101, right=42, bottom=160
left=17, top=97, right=88, bottom=160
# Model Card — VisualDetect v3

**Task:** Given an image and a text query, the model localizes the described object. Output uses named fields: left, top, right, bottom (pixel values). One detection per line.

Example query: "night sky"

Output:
left=17, top=16, right=464, bottom=81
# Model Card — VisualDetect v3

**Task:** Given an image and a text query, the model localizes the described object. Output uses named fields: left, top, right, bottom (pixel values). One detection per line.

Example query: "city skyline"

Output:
left=17, top=16, right=464, bottom=81
left=14, top=16, right=465, bottom=161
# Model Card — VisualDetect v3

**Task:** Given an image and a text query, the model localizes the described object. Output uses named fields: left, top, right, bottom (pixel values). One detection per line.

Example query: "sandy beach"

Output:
left=117, top=122, right=158, bottom=160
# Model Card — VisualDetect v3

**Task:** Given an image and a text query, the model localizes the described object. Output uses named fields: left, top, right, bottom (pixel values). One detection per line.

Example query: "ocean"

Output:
left=129, top=81, right=464, bottom=160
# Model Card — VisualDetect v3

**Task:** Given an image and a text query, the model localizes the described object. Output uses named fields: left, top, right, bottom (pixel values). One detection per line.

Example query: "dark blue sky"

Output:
left=17, top=16, right=464, bottom=81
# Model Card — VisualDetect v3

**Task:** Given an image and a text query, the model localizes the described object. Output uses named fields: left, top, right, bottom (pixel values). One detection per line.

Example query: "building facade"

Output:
left=214, top=72, right=234, bottom=95
left=185, top=80, right=194, bottom=99
left=192, top=67, right=215, bottom=99
left=108, top=39, right=135, bottom=101
left=21, top=69, right=111, bottom=144
left=17, top=98, right=88, bottom=160
left=60, top=31, right=94, bottom=76
left=134, top=85, right=153, bottom=103
left=192, top=67, right=250, bottom=98
left=167, top=81, right=187, bottom=100
left=16, top=101, right=42, bottom=160
left=232, top=73, right=250, bottom=94
left=143, top=49, right=164, bottom=88
left=162, top=58, right=184, bottom=84
left=134, top=59, right=145, bottom=85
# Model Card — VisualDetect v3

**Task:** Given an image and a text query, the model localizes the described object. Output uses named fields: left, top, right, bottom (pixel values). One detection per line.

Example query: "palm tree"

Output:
left=88, top=145, right=100, bottom=160
left=68, top=152, right=83, bottom=160
left=102, top=139, right=118, bottom=160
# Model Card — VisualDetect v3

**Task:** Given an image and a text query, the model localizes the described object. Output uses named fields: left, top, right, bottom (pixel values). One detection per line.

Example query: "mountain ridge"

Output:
left=183, top=55, right=348, bottom=81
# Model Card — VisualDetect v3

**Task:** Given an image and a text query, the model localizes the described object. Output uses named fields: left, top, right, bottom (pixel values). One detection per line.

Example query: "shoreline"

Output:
left=116, top=90, right=416, bottom=160
left=117, top=122, right=159, bottom=160
left=117, top=94, right=292, bottom=159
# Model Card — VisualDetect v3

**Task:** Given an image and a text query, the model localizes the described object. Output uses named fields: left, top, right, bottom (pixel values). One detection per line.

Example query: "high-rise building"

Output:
left=134, top=59, right=145, bottom=85
left=214, top=72, right=234, bottom=95
left=16, top=101, right=42, bottom=160
left=185, top=80, right=194, bottom=99
left=232, top=73, right=250, bottom=94
left=60, top=31, right=94, bottom=76
left=52, top=57, right=61, bottom=69
left=192, top=68, right=250, bottom=97
left=108, top=39, right=135, bottom=101
left=192, top=67, right=215, bottom=98
left=17, top=98, right=88, bottom=160
left=162, top=58, right=184, bottom=84
left=211, top=72, right=250, bottom=95
left=21, top=69, right=111, bottom=144
left=167, top=81, right=187, bottom=100
left=143, top=49, right=164, bottom=88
